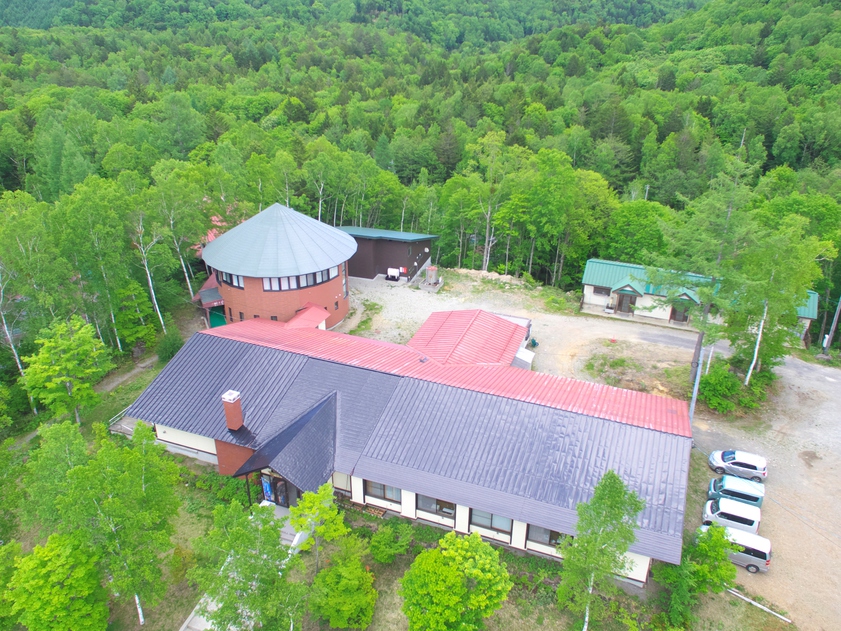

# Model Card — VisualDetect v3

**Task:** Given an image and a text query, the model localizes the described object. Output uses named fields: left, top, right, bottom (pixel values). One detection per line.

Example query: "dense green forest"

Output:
left=1, top=0, right=708, bottom=37
left=0, top=0, right=840, bottom=426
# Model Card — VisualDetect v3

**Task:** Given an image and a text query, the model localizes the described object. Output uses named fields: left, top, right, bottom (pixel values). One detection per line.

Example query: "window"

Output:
left=593, top=286, right=610, bottom=296
left=315, top=270, right=324, bottom=284
left=365, top=480, right=401, bottom=503
left=527, top=525, right=565, bottom=546
left=221, top=272, right=244, bottom=288
left=335, top=301, right=339, bottom=310
left=253, top=314, right=259, bottom=318
left=228, top=307, right=233, bottom=321
left=470, top=509, right=512, bottom=534
left=734, top=461, right=756, bottom=471
left=239, top=312, right=244, bottom=321
left=722, top=451, right=736, bottom=462
left=329, top=266, right=339, bottom=279
left=417, top=495, right=455, bottom=517
left=271, top=316, right=278, bottom=321
left=263, top=277, right=281, bottom=291
left=342, top=263, right=348, bottom=298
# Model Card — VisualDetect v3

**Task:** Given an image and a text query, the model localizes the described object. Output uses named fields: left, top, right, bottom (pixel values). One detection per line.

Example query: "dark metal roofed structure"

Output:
left=201, top=203, right=358, bottom=278
left=336, top=226, right=437, bottom=242
left=355, top=379, right=690, bottom=564
left=234, top=393, right=337, bottom=493
left=127, top=334, right=401, bottom=454
left=126, top=331, right=690, bottom=564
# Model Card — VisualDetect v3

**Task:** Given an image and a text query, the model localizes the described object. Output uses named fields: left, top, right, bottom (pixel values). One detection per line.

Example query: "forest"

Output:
left=0, top=0, right=839, bottom=426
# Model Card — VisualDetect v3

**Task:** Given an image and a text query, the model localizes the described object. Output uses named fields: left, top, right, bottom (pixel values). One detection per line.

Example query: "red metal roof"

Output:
left=286, top=303, right=330, bottom=329
left=201, top=320, right=691, bottom=437
left=407, top=310, right=527, bottom=366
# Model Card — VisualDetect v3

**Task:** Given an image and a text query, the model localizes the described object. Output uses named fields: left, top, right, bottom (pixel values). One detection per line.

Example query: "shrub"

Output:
left=194, top=469, right=249, bottom=505
left=698, top=362, right=741, bottom=413
left=157, top=315, right=184, bottom=363
left=309, top=548, right=377, bottom=629
left=370, top=521, right=413, bottom=564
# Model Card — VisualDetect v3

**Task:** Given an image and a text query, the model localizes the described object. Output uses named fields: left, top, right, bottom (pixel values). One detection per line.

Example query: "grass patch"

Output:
left=791, top=346, right=841, bottom=368
left=540, top=287, right=581, bottom=315
left=349, top=300, right=383, bottom=336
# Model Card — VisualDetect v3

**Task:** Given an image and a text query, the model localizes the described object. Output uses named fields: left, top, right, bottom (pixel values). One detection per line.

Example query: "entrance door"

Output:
left=617, top=294, right=637, bottom=313
left=670, top=305, right=689, bottom=323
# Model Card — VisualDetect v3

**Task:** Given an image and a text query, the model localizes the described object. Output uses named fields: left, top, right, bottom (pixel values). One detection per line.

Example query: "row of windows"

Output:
left=262, top=266, right=340, bottom=292
left=362, top=479, right=569, bottom=548
left=219, top=271, right=245, bottom=288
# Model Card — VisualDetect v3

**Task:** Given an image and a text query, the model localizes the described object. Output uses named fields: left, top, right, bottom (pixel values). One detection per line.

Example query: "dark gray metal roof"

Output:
left=127, top=333, right=689, bottom=564
left=202, top=204, right=358, bottom=277
left=355, top=379, right=690, bottom=563
left=337, top=226, right=438, bottom=242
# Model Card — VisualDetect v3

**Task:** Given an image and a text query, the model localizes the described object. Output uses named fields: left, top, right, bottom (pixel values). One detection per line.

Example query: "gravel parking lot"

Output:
left=340, top=272, right=841, bottom=630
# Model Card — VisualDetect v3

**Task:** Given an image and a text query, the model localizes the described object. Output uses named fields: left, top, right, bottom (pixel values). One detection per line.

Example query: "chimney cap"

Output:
left=221, top=389, right=241, bottom=403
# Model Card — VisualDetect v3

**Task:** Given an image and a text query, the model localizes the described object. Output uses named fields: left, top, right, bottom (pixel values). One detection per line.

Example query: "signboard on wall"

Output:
left=261, top=475, right=274, bottom=503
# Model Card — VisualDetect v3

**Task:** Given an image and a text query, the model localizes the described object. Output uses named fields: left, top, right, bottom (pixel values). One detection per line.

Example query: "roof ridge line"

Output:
left=442, top=309, right=481, bottom=364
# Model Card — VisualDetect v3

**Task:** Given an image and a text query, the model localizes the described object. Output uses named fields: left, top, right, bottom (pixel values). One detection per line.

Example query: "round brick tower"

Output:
left=202, top=204, right=358, bottom=329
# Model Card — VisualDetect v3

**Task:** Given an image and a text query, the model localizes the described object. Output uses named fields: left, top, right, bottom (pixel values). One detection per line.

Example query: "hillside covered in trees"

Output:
left=0, top=0, right=840, bottom=423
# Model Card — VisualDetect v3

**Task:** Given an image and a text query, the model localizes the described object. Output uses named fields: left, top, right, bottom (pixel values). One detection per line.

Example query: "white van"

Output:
left=703, top=498, right=761, bottom=534
left=701, top=525, right=772, bottom=573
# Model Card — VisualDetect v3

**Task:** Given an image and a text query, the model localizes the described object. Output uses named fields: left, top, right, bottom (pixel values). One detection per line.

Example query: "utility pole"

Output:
left=822, top=295, right=841, bottom=355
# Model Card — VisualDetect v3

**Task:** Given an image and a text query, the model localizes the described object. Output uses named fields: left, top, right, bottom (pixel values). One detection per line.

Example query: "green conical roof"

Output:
left=202, top=204, right=357, bottom=277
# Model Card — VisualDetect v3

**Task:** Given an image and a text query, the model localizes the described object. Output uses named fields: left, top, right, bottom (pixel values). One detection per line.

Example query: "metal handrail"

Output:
left=106, top=407, right=130, bottom=427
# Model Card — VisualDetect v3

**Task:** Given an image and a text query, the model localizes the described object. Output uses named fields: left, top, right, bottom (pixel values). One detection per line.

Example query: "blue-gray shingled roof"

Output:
left=202, top=204, right=358, bottom=277
left=127, top=332, right=690, bottom=564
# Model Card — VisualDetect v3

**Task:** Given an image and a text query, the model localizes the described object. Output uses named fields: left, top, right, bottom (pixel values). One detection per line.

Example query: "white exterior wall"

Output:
left=400, top=490, right=416, bottom=519
left=416, top=510, right=455, bottom=528
left=455, top=504, right=470, bottom=533
left=350, top=475, right=365, bottom=504
left=511, top=520, right=528, bottom=550
left=332, top=472, right=351, bottom=492
left=365, top=494, right=402, bottom=512
left=634, top=294, right=672, bottom=320
left=583, top=284, right=610, bottom=308
left=469, top=524, right=511, bottom=544
left=155, top=424, right=217, bottom=455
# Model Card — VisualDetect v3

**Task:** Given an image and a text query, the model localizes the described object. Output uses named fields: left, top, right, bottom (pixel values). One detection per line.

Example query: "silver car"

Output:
left=708, top=450, right=767, bottom=482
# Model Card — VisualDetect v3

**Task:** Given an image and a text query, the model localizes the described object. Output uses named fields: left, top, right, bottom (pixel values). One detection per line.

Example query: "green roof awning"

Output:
left=611, top=275, right=645, bottom=296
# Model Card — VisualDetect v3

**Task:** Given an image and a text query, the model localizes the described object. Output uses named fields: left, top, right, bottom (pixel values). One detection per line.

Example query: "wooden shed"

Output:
left=336, top=227, right=437, bottom=280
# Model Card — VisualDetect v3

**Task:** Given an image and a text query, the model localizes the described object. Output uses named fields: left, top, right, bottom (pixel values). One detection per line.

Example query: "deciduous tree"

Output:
left=22, top=316, right=114, bottom=423
left=288, top=481, right=348, bottom=571
left=189, top=501, right=306, bottom=630
left=556, top=470, right=645, bottom=631
left=401, top=531, right=512, bottom=631
left=7, top=534, right=108, bottom=631
left=653, top=523, right=739, bottom=627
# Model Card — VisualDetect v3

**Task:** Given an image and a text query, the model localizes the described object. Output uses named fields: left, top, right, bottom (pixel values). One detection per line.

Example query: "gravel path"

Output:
left=342, top=272, right=841, bottom=631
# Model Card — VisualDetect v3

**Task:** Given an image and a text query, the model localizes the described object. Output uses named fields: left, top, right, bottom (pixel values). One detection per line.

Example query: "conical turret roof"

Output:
left=202, top=204, right=358, bottom=277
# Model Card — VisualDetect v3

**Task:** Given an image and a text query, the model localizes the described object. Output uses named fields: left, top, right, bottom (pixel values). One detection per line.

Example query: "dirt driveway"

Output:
left=339, top=272, right=840, bottom=631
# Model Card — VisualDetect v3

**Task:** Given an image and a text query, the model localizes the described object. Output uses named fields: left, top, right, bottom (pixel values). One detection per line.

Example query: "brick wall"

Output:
left=217, top=265, right=349, bottom=328
left=215, top=439, right=256, bottom=477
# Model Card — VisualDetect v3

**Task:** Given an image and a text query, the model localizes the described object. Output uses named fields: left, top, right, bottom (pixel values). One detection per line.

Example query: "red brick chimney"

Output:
left=221, top=390, right=243, bottom=431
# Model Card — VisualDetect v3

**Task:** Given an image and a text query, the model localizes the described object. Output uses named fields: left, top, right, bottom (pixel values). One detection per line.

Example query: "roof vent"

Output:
left=222, top=390, right=243, bottom=431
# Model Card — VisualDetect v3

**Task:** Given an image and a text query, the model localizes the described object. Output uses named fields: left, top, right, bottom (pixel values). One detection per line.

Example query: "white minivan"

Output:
left=700, top=525, right=772, bottom=573
left=703, top=497, right=761, bottom=534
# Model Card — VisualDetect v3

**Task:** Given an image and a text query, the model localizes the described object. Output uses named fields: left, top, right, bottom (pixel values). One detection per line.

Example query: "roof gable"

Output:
left=406, top=310, right=527, bottom=366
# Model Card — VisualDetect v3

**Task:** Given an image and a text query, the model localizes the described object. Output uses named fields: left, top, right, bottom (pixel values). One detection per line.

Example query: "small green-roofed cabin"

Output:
left=582, top=259, right=818, bottom=337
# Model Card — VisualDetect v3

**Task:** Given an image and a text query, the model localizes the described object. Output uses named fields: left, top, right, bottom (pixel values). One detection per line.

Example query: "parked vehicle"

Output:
left=708, top=475, right=765, bottom=508
left=700, top=525, right=772, bottom=573
left=708, top=450, right=767, bottom=482
left=703, top=498, right=761, bottom=534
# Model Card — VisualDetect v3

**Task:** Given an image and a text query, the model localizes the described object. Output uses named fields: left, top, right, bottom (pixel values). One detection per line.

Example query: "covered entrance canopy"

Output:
left=233, top=393, right=336, bottom=498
